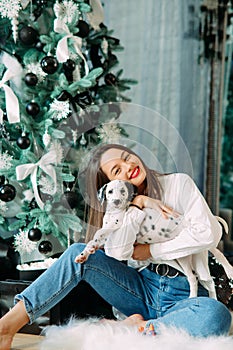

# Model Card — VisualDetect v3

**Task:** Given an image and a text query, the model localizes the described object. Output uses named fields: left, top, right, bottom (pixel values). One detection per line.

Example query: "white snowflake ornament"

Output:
left=0, top=0, right=22, bottom=42
left=54, top=0, right=79, bottom=25
left=0, top=151, right=13, bottom=170
left=39, top=175, right=56, bottom=195
left=26, top=63, right=47, bottom=82
left=97, top=121, right=121, bottom=144
left=14, top=229, right=37, bottom=254
left=50, top=99, right=70, bottom=121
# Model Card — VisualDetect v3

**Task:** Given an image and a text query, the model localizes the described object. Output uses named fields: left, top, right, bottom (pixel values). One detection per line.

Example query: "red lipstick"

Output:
left=130, top=166, right=140, bottom=179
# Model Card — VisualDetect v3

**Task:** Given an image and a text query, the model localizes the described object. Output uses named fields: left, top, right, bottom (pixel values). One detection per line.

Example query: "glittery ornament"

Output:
left=63, top=59, right=76, bottom=82
left=26, top=101, right=40, bottom=116
left=79, top=133, right=87, bottom=145
left=24, top=73, right=38, bottom=86
left=28, top=228, right=42, bottom=242
left=63, top=59, right=76, bottom=72
left=17, top=135, right=31, bottom=149
left=38, top=240, right=53, bottom=254
left=104, top=73, right=117, bottom=85
left=19, top=26, right=38, bottom=45
left=41, top=56, right=59, bottom=74
left=0, top=183, right=16, bottom=202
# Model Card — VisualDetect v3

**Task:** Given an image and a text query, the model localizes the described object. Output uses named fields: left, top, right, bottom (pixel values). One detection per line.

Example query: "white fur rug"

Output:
left=40, top=317, right=233, bottom=350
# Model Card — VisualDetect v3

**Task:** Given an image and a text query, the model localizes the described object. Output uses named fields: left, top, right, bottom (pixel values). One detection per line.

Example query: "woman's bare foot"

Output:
left=0, top=323, right=14, bottom=350
left=0, top=300, right=30, bottom=350
left=121, top=314, right=147, bottom=328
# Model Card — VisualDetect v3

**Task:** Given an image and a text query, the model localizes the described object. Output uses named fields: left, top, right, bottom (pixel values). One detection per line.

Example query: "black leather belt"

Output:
left=147, top=263, right=184, bottom=278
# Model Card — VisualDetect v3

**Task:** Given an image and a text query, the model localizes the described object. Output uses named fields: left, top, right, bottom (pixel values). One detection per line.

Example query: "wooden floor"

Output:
left=12, top=333, right=44, bottom=350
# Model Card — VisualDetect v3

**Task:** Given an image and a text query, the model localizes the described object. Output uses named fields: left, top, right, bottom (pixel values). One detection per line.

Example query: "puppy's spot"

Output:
left=151, top=225, right=155, bottom=230
left=143, top=226, right=148, bottom=232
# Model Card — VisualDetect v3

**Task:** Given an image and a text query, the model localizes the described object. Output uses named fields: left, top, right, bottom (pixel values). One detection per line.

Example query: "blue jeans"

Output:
left=15, top=243, right=232, bottom=337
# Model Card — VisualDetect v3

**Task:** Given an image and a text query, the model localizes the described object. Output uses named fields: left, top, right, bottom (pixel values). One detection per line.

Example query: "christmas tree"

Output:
left=0, top=0, right=136, bottom=267
left=220, top=78, right=233, bottom=212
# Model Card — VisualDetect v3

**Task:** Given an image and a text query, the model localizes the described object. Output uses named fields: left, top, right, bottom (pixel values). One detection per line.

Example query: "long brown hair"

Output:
left=81, top=143, right=163, bottom=242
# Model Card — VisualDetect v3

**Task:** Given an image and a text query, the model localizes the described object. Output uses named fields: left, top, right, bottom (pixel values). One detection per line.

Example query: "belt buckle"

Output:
left=155, top=264, right=169, bottom=277
left=167, top=269, right=179, bottom=279
left=155, top=264, right=179, bottom=278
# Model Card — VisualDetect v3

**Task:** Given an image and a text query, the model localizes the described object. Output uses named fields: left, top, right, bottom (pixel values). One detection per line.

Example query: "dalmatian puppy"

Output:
left=75, top=180, right=136, bottom=263
left=75, top=180, right=233, bottom=299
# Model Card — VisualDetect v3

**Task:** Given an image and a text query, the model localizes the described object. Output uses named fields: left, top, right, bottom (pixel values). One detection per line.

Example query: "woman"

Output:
left=0, top=143, right=231, bottom=349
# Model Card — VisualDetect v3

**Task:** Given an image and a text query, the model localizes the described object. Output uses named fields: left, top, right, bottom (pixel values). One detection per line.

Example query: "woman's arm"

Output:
left=148, top=174, right=222, bottom=261
left=132, top=195, right=179, bottom=219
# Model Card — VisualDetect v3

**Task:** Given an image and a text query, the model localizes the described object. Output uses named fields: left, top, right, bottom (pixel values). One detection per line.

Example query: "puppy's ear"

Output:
left=97, top=184, right=107, bottom=205
left=124, top=181, right=137, bottom=201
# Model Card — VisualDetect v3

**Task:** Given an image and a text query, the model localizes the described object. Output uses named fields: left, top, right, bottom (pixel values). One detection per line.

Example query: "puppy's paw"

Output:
left=75, top=253, right=87, bottom=263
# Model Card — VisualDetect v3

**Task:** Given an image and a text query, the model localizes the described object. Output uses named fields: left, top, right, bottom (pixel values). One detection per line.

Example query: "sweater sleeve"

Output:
left=104, top=207, right=146, bottom=260
left=149, top=174, right=222, bottom=261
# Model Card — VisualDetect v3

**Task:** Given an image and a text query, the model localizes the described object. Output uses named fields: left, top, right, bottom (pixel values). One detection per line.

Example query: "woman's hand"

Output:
left=132, top=195, right=180, bottom=219
left=132, top=243, right=152, bottom=260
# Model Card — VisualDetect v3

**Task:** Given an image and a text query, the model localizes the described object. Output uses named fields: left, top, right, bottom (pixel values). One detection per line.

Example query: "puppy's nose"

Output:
left=113, top=199, right=121, bottom=205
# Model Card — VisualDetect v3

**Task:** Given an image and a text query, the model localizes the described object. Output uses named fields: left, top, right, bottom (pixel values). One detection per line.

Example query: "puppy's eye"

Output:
left=120, top=189, right=125, bottom=194
left=108, top=189, right=113, bottom=194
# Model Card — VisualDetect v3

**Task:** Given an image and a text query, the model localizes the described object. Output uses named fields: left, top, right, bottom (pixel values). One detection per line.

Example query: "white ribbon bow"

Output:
left=0, top=53, right=21, bottom=124
left=16, top=150, right=57, bottom=210
left=54, top=18, right=89, bottom=75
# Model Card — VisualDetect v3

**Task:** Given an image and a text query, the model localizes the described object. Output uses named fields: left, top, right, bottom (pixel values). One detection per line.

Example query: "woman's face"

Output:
left=100, top=148, right=146, bottom=189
